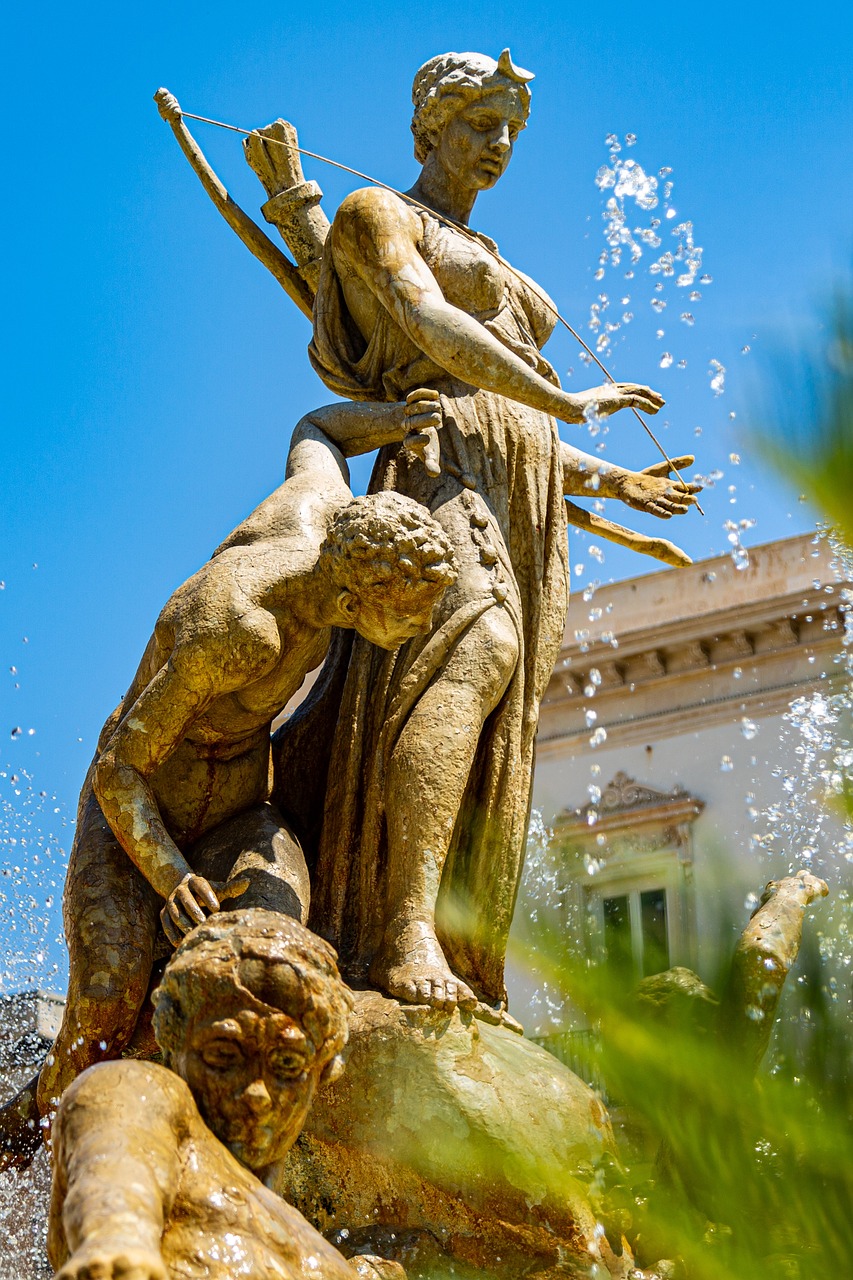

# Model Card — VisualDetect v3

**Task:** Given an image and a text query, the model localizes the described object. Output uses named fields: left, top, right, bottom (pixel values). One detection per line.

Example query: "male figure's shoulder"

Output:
left=158, top=555, right=286, bottom=691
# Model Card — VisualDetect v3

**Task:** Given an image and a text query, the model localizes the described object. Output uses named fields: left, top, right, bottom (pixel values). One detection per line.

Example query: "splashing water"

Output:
left=0, top=767, right=70, bottom=1276
left=585, top=137, right=712, bottom=401
left=752, top=528, right=853, bottom=1055
left=517, top=810, right=577, bottom=1034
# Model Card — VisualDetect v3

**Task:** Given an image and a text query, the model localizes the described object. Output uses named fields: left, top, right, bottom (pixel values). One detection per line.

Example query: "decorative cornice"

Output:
left=546, top=604, right=844, bottom=709
left=555, top=771, right=705, bottom=840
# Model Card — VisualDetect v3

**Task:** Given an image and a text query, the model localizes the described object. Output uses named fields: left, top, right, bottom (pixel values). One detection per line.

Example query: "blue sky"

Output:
left=2, top=0, right=851, bottom=987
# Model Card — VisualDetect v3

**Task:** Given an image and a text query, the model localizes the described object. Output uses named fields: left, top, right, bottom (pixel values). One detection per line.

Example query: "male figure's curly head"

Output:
left=319, top=491, right=456, bottom=604
left=411, top=49, right=534, bottom=164
left=152, top=909, right=353, bottom=1076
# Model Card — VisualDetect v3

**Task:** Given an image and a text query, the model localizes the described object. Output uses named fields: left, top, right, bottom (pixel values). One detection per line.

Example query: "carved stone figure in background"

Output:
left=48, top=910, right=399, bottom=1280
left=266, top=51, right=697, bottom=1019
left=0, top=395, right=455, bottom=1165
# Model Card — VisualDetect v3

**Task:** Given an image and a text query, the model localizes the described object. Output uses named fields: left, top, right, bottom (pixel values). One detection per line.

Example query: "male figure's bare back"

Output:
left=0, top=395, right=453, bottom=1164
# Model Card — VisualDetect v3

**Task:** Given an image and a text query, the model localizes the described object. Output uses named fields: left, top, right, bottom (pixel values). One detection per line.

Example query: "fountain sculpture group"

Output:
left=0, top=49, right=742, bottom=1279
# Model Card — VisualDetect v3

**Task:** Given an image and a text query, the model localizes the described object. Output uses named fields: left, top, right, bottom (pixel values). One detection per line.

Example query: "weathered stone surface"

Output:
left=278, top=991, right=614, bottom=1276
left=47, top=912, right=381, bottom=1280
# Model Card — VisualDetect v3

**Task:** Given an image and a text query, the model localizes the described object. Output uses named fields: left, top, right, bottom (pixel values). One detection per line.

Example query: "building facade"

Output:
left=507, top=532, right=851, bottom=1034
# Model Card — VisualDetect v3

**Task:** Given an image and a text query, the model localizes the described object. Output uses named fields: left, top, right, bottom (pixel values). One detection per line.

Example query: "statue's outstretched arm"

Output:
left=560, top=442, right=702, bottom=517
left=50, top=1062, right=184, bottom=1279
left=333, top=188, right=665, bottom=428
left=559, top=443, right=700, bottom=566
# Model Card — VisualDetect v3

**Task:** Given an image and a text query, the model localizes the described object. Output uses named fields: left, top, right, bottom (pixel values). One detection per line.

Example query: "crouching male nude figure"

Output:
left=49, top=909, right=399, bottom=1280
left=0, top=392, right=455, bottom=1164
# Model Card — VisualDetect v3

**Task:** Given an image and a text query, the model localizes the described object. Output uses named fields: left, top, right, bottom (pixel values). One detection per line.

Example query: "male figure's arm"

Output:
left=286, top=391, right=443, bottom=482
left=50, top=1061, right=186, bottom=1279
left=93, top=617, right=279, bottom=939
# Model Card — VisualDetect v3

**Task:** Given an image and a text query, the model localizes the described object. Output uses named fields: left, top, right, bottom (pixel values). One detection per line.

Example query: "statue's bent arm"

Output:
left=333, top=188, right=665, bottom=424
left=92, top=629, right=279, bottom=899
left=51, top=1062, right=182, bottom=1279
left=285, top=395, right=442, bottom=480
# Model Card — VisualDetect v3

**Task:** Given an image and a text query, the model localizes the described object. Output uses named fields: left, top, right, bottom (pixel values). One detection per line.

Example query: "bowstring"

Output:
left=179, top=109, right=701, bottom=509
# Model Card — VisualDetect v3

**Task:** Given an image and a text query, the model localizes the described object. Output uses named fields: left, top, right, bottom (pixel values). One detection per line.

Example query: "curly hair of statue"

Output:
left=411, top=49, right=535, bottom=164
left=320, top=491, right=457, bottom=591
left=152, top=909, right=354, bottom=1069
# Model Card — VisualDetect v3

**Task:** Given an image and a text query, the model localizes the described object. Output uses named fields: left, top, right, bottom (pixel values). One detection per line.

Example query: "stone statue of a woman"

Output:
left=274, top=51, right=696, bottom=1019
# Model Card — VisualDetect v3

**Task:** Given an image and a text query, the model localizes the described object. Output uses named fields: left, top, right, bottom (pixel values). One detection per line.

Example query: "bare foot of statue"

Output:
left=370, top=921, right=478, bottom=1012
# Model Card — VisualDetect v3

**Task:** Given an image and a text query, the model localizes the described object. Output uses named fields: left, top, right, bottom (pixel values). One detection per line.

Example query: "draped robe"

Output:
left=273, top=199, right=570, bottom=1006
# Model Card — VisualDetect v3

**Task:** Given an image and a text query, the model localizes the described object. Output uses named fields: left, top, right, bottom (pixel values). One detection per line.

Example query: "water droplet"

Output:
left=660, top=352, right=673, bottom=368
left=741, top=344, right=751, bottom=354
left=10, top=727, right=22, bottom=740
left=741, top=717, right=758, bottom=740
left=729, top=452, right=741, bottom=464
left=720, top=755, right=734, bottom=772
left=680, top=312, right=695, bottom=326
left=700, top=274, right=713, bottom=284
left=589, top=726, right=608, bottom=748
left=625, top=133, right=637, bottom=146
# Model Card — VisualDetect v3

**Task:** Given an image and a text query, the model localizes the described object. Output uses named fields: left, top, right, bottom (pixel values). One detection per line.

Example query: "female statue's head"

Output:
left=411, top=50, right=534, bottom=192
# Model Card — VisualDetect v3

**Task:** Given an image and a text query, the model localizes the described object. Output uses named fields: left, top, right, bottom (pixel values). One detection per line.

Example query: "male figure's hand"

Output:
left=402, top=388, right=443, bottom=477
left=161, top=873, right=251, bottom=946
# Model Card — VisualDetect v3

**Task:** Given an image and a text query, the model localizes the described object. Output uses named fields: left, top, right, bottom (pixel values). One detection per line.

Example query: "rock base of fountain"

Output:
left=278, top=991, right=612, bottom=1277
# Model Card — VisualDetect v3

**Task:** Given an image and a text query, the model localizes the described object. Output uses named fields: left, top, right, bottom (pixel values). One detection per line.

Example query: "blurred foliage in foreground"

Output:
left=511, top=289, right=853, bottom=1277
left=757, top=285, right=853, bottom=548
left=521, top=920, right=852, bottom=1279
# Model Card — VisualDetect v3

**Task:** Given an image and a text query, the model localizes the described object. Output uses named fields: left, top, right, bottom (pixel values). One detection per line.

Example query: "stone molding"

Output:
left=538, top=533, right=849, bottom=755
left=554, top=771, right=705, bottom=850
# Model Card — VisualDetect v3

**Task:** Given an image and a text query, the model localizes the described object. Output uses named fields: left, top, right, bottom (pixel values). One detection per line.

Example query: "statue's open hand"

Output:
left=55, top=1244, right=167, bottom=1280
left=614, top=454, right=702, bottom=518
left=402, top=388, right=442, bottom=477
left=576, top=382, right=666, bottom=418
left=243, top=119, right=304, bottom=199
